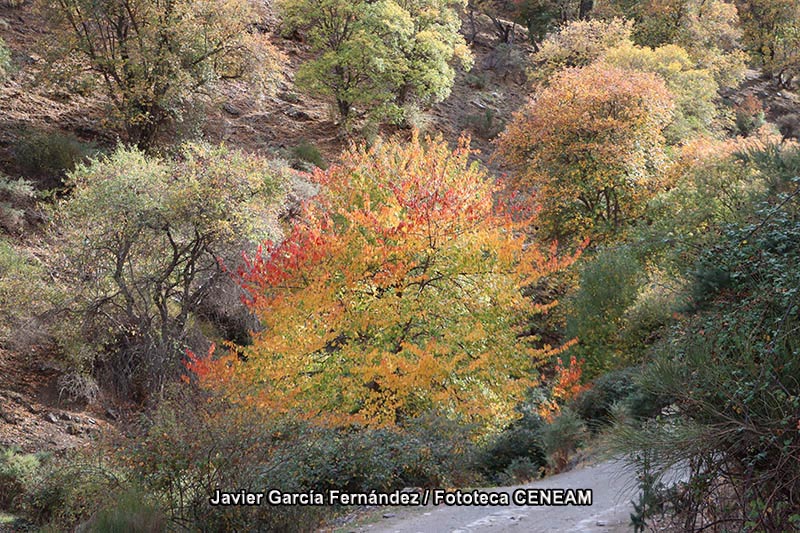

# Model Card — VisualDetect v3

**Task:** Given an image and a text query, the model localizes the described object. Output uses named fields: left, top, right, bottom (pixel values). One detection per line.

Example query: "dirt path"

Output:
left=343, top=461, right=639, bottom=533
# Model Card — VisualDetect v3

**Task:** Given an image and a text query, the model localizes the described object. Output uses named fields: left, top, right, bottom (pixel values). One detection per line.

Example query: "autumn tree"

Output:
left=497, top=64, right=674, bottom=241
left=605, top=0, right=746, bottom=88
left=39, top=0, right=281, bottom=149
left=737, top=0, right=800, bottom=87
left=197, top=134, right=576, bottom=430
left=280, top=0, right=472, bottom=124
left=602, top=42, right=719, bottom=143
left=530, top=18, right=633, bottom=83
left=51, top=144, right=287, bottom=399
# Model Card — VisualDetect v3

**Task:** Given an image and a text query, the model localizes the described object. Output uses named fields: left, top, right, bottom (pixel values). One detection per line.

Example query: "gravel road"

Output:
left=348, top=461, right=639, bottom=533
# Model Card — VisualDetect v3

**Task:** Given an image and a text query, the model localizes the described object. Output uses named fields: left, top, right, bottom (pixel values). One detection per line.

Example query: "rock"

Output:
left=0, top=409, right=19, bottom=424
left=284, top=107, right=311, bottom=121
left=382, top=513, right=396, bottom=519
left=105, top=407, right=118, bottom=420
left=596, top=520, right=607, bottom=526
left=223, top=102, right=244, bottom=117
left=45, top=412, right=59, bottom=423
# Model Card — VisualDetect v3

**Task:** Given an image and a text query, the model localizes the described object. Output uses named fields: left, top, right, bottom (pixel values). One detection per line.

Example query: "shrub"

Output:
left=0, top=239, right=62, bottom=347
left=566, top=246, right=643, bottom=375
left=571, top=368, right=639, bottom=431
left=83, top=491, right=165, bottom=533
left=463, top=109, right=505, bottom=139
left=39, top=0, right=281, bottom=149
left=120, top=389, right=478, bottom=531
left=0, top=37, right=11, bottom=81
left=734, top=94, right=767, bottom=137
left=291, top=140, right=326, bottom=170
left=611, top=175, right=800, bottom=531
left=13, top=130, right=96, bottom=185
left=0, top=448, right=43, bottom=510
left=538, top=409, right=587, bottom=473
left=0, top=175, right=36, bottom=233
left=474, top=406, right=546, bottom=483
left=50, top=143, right=287, bottom=400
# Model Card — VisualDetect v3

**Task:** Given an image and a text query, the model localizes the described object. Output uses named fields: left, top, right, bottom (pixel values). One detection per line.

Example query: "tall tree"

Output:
left=497, top=64, right=674, bottom=241
left=280, top=0, right=472, bottom=124
left=195, top=134, right=576, bottom=430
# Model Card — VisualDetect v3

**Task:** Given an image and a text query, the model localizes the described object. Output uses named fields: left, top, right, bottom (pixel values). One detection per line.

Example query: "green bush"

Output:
left=474, top=405, right=545, bottom=483
left=83, top=491, right=165, bottom=533
left=291, top=140, right=327, bottom=170
left=463, top=109, right=505, bottom=139
left=13, top=130, right=96, bottom=185
left=119, top=389, right=479, bottom=532
left=539, top=409, right=587, bottom=473
left=0, top=239, right=62, bottom=346
left=0, top=37, right=11, bottom=81
left=566, top=246, right=642, bottom=375
left=0, top=175, right=36, bottom=233
left=0, top=448, right=43, bottom=510
left=572, top=368, right=639, bottom=431
left=50, top=143, right=287, bottom=399
left=611, top=178, right=800, bottom=530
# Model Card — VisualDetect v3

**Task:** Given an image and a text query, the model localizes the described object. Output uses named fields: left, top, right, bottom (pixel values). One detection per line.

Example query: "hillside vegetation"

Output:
left=0, top=0, right=799, bottom=531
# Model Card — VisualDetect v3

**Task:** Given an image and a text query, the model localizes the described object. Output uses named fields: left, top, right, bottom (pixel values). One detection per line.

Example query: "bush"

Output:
left=290, top=140, right=326, bottom=170
left=40, top=0, right=280, bottom=149
left=0, top=175, right=36, bottom=233
left=474, top=406, right=546, bottom=483
left=611, top=173, right=800, bottom=530
left=734, top=94, right=767, bottom=137
left=120, top=389, right=479, bottom=532
left=50, top=143, right=287, bottom=400
left=13, top=130, right=96, bottom=185
left=539, top=409, right=587, bottom=473
left=0, top=239, right=62, bottom=347
left=0, top=37, right=11, bottom=81
left=571, top=368, right=639, bottom=431
left=566, top=246, right=643, bottom=375
left=81, top=491, right=165, bottom=533
left=0, top=448, right=43, bottom=510
left=463, top=109, right=504, bottom=139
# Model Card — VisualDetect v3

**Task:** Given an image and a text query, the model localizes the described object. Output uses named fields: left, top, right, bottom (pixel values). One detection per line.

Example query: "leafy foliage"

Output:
left=50, top=144, right=287, bottom=399
left=738, top=0, right=800, bottom=87
left=497, top=64, right=674, bottom=240
left=280, top=0, right=473, bottom=123
left=530, top=18, right=633, bottom=83
left=0, top=37, right=11, bottom=81
left=200, top=134, right=576, bottom=430
left=603, top=42, right=719, bottom=143
left=39, top=0, right=281, bottom=149
left=609, top=143, right=800, bottom=531
left=607, top=0, right=746, bottom=88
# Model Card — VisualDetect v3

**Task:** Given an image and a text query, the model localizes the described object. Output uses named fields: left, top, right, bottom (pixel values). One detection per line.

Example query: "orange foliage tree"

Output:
left=200, top=134, right=577, bottom=430
left=496, top=64, right=674, bottom=241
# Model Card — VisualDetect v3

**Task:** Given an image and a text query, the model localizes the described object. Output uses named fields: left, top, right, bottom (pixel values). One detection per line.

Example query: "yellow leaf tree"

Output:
left=496, top=64, right=674, bottom=241
left=200, top=134, right=576, bottom=430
